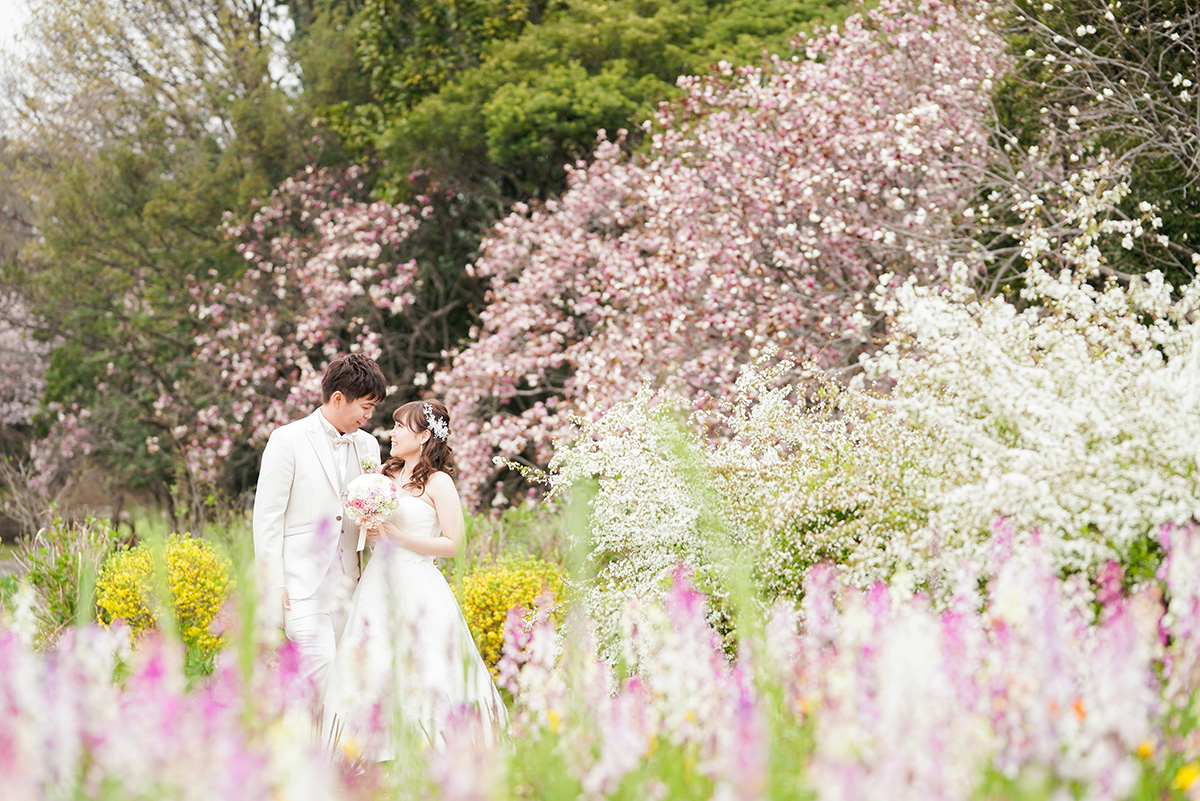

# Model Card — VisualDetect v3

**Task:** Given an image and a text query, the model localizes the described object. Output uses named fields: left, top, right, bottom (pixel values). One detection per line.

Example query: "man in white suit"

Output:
left=252, top=354, right=386, bottom=695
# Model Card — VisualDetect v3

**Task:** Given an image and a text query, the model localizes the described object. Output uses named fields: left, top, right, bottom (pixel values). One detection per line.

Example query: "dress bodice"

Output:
left=380, top=495, right=440, bottom=563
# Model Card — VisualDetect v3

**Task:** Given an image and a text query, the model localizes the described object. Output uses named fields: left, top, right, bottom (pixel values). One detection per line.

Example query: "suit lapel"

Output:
left=305, top=411, right=344, bottom=496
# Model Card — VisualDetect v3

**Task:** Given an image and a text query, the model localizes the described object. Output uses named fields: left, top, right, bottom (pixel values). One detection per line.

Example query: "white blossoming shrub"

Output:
left=549, top=363, right=944, bottom=654
left=864, top=168, right=1200, bottom=582
left=713, top=359, right=943, bottom=597
left=547, top=391, right=732, bottom=654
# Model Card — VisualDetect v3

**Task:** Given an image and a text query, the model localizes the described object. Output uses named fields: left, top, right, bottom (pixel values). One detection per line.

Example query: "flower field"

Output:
left=3, top=517, right=1200, bottom=800
left=2, top=0, right=1199, bottom=797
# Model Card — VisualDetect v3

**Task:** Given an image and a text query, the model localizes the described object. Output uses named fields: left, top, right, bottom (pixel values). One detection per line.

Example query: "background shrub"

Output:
left=15, top=516, right=121, bottom=646
left=0, top=574, right=18, bottom=610
left=462, top=503, right=570, bottom=567
left=96, top=534, right=234, bottom=671
left=457, top=555, right=566, bottom=675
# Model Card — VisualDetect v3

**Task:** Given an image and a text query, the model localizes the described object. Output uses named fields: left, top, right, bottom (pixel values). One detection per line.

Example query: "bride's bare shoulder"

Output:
left=426, top=471, right=458, bottom=490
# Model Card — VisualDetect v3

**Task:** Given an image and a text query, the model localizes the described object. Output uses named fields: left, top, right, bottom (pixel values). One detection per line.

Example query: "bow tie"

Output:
left=331, top=434, right=354, bottom=449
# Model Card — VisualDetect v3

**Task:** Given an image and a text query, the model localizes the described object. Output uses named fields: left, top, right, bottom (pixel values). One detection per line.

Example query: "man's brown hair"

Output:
left=321, top=354, right=386, bottom=403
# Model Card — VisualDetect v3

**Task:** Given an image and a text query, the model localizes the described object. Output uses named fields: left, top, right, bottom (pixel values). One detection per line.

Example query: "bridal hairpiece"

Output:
left=423, top=402, right=449, bottom=441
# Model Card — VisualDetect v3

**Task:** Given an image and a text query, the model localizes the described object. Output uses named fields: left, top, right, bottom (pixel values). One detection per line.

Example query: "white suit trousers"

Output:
left=283, top=561, right=359, bottom=698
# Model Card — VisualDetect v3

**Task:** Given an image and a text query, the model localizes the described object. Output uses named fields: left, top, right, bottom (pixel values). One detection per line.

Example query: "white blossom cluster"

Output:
left=864, top=167, right=1200, bottom=581
left=548, top=390, right=728, bottom=656
left=549, top=361, right=945, bottom=652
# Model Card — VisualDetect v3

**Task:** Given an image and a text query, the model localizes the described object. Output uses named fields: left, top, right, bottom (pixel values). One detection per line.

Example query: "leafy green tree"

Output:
left=336, top=0, right=840, bottom=202
left=1, top=0, right=318, bottom=527
left=357, top=0, right=544, bottom=109
left=279, top=0, right=375, bottom=113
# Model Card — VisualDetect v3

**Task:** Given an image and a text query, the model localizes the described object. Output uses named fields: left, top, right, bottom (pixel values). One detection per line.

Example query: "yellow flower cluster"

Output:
left=95, top=534, right=234, bottom=658
left=456, top=556, right=565, bottom=676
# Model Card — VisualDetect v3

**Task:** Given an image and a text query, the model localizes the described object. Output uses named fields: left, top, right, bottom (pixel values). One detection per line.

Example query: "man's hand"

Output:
left=276, top=586, right=290, bottom=612
left=261, top=587, right=289, bottom=633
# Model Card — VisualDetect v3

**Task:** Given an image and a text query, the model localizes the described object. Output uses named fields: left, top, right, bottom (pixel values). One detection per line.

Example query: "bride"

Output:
left=322, top=399, right=508, bottom=759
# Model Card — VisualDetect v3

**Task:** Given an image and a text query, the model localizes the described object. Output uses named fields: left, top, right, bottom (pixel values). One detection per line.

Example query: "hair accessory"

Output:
left=423, top=402, right=449, bottom=441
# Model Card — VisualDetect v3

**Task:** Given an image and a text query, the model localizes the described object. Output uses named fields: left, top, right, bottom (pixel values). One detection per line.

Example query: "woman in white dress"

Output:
left=323, top=399, right=508, bottom=760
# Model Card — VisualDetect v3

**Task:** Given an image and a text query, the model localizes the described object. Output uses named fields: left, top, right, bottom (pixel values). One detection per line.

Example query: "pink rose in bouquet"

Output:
left=344, top=472, right=400, bottom=550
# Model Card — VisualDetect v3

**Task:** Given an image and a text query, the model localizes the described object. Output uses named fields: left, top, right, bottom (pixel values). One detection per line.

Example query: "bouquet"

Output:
left=344, top=473, right=400, bottom=550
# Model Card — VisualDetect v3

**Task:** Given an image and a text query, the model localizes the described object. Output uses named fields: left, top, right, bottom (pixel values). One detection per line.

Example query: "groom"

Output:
left=252, top=354, right=386, bottom=694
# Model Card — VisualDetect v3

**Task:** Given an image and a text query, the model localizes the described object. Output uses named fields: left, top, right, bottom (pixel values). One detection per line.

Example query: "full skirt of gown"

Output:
left=322, top=496, right=508, bottom=760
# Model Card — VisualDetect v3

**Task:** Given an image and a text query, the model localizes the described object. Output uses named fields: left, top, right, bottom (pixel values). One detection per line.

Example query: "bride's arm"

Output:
left=387, top=472, right=464, bottom=558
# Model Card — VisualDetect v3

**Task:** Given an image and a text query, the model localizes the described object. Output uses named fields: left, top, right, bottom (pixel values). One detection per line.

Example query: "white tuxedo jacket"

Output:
left=252, top=409, right=383, bottom=600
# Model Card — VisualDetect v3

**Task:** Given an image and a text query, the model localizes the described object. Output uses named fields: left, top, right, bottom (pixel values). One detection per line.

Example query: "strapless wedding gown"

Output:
left=322, top=495, right=508, bottom=759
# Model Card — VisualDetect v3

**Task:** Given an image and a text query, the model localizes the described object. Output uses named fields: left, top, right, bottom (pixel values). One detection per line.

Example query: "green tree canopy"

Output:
left=331, top=0, right=840, bottom=202
left=1, top=0, right=320, bottom=523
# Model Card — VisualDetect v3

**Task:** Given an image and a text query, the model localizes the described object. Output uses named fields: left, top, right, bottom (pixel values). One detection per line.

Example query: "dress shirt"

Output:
left=317, top=410, right=352, bottom=485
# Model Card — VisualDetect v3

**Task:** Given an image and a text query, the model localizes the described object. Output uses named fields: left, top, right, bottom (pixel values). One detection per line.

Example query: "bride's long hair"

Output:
left=381, top=399, right=455, bottom=495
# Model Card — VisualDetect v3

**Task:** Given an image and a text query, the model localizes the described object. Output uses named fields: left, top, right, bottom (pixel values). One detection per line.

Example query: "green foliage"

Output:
left=461, top=501, right=571, bottom=567
left=482, top=61, right=658, bottom=195
left=357, top=0, right=542, bottom=110
left=14, top=516, right=121, bottom=646
left=285, top=0, right=377, bottom=118
left=338, top=0, right=842, bottom=201
left=1123, top=533, right=1166, bottom=588
left=456, top=554, right=566, bottom=674
left=96, top=534, right=235, bottom=669
left=25, top=111, right=307, bottom=495
left=0, top=574, right=18, bottom=610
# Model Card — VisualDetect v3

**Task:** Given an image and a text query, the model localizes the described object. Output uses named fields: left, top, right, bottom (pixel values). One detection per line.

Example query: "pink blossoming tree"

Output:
left=435, top=0, right=1008, bottom=509
left=181, top=168, right=427, bottom=504
left=0, top=292, right=50, bottom=429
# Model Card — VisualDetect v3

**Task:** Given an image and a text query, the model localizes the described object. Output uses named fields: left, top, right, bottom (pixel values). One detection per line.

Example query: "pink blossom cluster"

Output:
left=497, top=573, right=763, bottom=800
left=27, top=403, right=92, bottom=494
left=183, top=167, right=425, bottom=484
left=1157, top=523, right=1200, bottom=748
left=0, top=292, right=52, bottom=428
left=796, top=522, right=1160, bottom=801
left=436, top=0, right=1008, bottom=508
